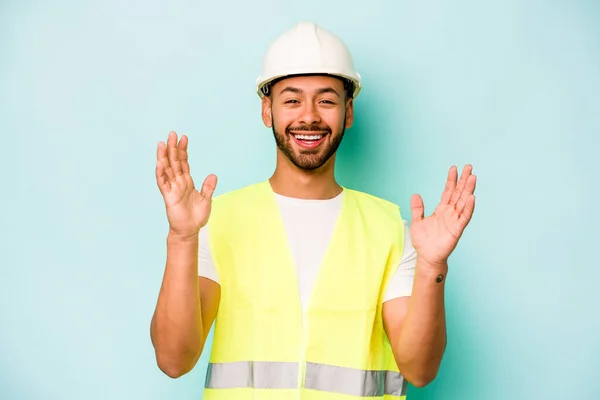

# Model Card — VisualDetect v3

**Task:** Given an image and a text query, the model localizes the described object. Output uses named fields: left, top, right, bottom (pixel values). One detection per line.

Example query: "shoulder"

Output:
left=212, top=181, right=267, bottom=209
left=213, top=180, right=266, bottom=200
left=343, top=187, right=401, bottom=217
left=343, top=187, right=405, bottom=236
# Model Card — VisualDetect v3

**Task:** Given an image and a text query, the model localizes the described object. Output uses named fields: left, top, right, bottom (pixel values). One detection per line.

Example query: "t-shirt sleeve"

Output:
left=198, top=224, right=221, bottom=284
left=383, top=220, right=417, bottom=302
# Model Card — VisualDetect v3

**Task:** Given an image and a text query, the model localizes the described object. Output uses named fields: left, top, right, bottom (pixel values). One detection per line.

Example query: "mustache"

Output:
left=286, top=124, right=332, bottom=134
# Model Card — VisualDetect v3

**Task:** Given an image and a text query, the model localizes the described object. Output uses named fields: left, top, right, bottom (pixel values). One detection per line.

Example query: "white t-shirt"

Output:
left=198, top=191, right=417, bottom=307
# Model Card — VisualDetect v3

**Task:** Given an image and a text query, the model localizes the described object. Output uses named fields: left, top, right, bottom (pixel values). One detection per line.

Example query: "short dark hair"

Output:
left=261, top=74, right=355, bottom=100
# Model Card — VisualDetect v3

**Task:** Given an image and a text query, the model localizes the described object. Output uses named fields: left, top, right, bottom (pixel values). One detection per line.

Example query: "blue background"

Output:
left=2, top=0, right=599, bottom=399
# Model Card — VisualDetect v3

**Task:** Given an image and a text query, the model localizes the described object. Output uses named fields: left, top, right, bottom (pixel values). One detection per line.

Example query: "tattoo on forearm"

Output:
left=436, top=274, right=445, bottom=283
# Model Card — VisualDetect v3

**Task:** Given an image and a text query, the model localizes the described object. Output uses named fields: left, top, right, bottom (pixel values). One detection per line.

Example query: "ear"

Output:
left=261, top=96, right=273, bottom=128
left=345, top=98, right=354, bottom=129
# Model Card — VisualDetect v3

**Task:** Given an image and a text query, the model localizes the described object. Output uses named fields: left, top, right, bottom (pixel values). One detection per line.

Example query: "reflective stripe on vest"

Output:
left=205, top=361, right=408, bottom=397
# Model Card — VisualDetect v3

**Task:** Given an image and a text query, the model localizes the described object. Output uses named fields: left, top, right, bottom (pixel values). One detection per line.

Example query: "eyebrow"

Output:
left=279, top=86, right=340, bottom=97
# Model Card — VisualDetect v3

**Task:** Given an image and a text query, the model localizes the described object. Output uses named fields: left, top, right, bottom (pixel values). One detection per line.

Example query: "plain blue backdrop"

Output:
left=1, top=0, right=599, bottom=399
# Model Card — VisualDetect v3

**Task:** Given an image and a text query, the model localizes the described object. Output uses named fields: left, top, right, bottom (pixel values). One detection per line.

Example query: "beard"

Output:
left=272, top=117, right=346, bottom=171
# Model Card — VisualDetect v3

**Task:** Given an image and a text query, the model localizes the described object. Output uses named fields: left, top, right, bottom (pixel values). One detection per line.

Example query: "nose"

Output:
left=298, top=102, right=321, bottom=125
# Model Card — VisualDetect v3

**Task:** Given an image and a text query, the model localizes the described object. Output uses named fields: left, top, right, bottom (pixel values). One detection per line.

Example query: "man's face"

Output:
left=262, top=75, right=354, bottom=171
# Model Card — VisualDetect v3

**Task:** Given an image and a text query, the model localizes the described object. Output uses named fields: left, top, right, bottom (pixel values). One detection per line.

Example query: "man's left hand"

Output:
left=409, top=164, right=477, bottom=270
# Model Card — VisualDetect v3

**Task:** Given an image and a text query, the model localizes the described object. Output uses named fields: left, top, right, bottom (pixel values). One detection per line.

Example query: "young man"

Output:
left=150, top=21, right=477, bottom=400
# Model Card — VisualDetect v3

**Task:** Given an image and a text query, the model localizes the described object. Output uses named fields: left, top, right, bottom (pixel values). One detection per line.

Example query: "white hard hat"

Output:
left=256, top=21, right=362, bottom=99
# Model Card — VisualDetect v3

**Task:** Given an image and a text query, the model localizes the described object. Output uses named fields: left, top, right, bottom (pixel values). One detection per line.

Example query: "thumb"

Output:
left=410, top=193, right=424, bottom=223
left=200, top=174, right=218, bottom=200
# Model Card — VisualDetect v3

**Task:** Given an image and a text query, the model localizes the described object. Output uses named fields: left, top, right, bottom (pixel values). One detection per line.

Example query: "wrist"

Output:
left=416, top=257, right=449, bottom=283
left=167, top=229, right=199, bottom=244
left=416, top=255, right=448, bottom=271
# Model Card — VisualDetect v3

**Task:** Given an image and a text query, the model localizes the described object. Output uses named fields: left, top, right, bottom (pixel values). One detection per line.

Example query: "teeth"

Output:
left=294, top=134, right=323, bottom=141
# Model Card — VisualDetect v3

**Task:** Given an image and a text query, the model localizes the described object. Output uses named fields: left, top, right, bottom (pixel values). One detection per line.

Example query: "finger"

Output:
left=450, top=164, right=473, bottom=205
left=410, top=193, right=425, bottom=223
left=458, top=194, right=476, bottom=229
left=455, top=175, right=477, bottom=214
left=158, top=140, right=175, bottom=182
left=440, top=166, right=458, bottom=204
left=168, top=131, right=183, bottom=176
left=155, top=159, right=171, bottom=194
left=466, top=173, right=477, bottom=195
left=157, top=139, right=167, bottom=162
left=178, top=134, right=190, bottom=174
left=200, top=174, right=218, bottom=200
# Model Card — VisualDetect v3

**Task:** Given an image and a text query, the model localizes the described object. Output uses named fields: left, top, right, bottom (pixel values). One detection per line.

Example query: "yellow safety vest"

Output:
left=203, top=181, right=408, bottom=399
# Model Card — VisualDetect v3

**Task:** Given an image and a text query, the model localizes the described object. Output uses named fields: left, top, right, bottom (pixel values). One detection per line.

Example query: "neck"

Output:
left=269, top=153, right=342, bottom=200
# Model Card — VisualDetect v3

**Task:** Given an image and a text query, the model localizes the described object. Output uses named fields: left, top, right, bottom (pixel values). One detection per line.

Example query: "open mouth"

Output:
left=290, top=132, right=327, bottom=148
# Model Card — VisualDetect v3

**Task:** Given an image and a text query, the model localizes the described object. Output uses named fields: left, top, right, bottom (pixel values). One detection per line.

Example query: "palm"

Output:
left=155, top=131, right=217, bottom=239
left=163, top=179, right=211, bottom=235
left=410, top=165, right=477, bottom=266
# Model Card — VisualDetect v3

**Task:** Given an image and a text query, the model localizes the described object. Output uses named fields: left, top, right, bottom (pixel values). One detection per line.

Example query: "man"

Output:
left=150, top=21, right=477, bottom=400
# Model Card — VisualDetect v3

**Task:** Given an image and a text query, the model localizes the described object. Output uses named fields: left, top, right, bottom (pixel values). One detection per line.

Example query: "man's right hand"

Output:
left=155, top=131, right=217, bottom=240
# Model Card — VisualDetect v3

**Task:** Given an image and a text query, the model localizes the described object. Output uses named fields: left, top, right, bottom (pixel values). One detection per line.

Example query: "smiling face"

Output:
left=262, top=75, right=354, bottom=171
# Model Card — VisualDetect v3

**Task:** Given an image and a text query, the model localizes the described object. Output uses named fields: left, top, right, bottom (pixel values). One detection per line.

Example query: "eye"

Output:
left=320, top=99, right=336, bottom=105
left=284, top=99, right=299, bottom=104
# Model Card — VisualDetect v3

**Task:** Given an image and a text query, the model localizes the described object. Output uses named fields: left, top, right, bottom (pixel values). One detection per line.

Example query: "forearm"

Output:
left=394, top=258, right=447, bottom=386
left=151, top=231, right=204, bottom=376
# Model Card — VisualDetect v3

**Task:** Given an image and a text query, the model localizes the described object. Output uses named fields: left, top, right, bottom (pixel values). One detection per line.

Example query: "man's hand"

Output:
left=409, top=164, right=477, bottom=269
left=156, top=131, right=217, bottom=240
